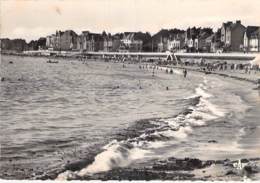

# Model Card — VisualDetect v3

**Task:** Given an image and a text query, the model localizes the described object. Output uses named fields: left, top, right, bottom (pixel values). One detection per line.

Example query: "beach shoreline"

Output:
left=1, top=55, right=260, bottom=181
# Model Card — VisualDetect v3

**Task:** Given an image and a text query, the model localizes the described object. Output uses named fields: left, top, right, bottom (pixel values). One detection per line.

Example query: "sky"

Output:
left=1, top=0, right=260, bottom=42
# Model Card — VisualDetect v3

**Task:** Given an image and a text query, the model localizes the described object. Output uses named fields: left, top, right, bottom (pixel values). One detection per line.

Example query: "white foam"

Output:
left=200, top=98, right=226, bottom=117
left=77, top=142, right=148, bottom=176
left=195, top=87, right=212, bottom=99
left=184, top=95, right=200, bottom=100
left=146, top=141, right=167, bottom=149
left=56, top=170, right=77, bottom=181
left=160, top=126, right=193, bottom=139
left=173, top=69, right=182, bottom=75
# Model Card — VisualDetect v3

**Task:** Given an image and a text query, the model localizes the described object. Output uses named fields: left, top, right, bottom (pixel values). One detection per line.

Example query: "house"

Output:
left=54, top=31, right=63, bottom=51
left=185, top=27, right=200, bottom=52
left=197, top=28, right=213, bottom=52
left=212, top=29, right=222, bottom=52
left=158, top=37, right=168, bottom=52
left=243, top=26, right=260, bottom=52
left=77, top=31, right=104, bottom=52
left=103, top=34, right=121, bottom=52
left=46, top=34, right=56, bottom=50
left=167, top=34, right=185, bottom=51
left=60, top=30, right=78, bottom=50
left=167, top=38, right=181, bottom=51
left=205, top=29, right=222, bottom=53
left=46, top=31, right=64, bottom=51
left=221, top=21, right=233, bottom=44
left=153, top=29, right=185, bottom=52
left=220, top=20, right=246, bottom=52
left=103, top=34, right=113, bottom=52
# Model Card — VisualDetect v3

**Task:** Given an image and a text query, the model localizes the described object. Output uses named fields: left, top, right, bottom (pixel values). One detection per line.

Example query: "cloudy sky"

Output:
left=1, top=0, right=260, bottom=41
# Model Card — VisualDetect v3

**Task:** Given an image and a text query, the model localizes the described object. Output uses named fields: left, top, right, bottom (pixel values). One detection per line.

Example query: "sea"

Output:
left=0, top=55, right=260, bottom=180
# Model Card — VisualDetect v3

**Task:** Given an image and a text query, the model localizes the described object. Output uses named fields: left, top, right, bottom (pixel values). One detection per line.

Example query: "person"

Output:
left=166, top=86, right=169, bottom=90
left=183, top=69, right=187, bottom=78
left=257, top=79, right=260, bottom=89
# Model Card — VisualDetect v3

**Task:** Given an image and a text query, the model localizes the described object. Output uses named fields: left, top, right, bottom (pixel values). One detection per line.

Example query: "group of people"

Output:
left=180, top=58, right=260, bottom=75
left=139, top=64, right=188, bottom=78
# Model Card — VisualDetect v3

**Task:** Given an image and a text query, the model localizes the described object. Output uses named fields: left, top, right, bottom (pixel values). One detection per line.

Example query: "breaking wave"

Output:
left=56, top=79, right=227, bottom=180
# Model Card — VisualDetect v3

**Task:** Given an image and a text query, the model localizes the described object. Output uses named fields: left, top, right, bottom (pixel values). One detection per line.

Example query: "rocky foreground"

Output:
left=57, top=157, right=260, bottom=181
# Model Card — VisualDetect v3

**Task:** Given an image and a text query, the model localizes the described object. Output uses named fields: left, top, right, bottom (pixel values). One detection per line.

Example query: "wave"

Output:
left=56, top=81, right=228, bottom=180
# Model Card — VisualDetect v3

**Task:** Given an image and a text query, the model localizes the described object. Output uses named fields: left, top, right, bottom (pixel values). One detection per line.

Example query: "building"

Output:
left=46, top=34, right=56, bottom=50
left=197, top=28, right=213, bottom=52
left=204, top=29, right=222, bottom=53
left=77, top=31, right=103, bottom=52
left=220, top=20, right=246, bottom=52
left=243, top=26, right=260, bottom=52
left=158, top=37, right=168, bottom=52
left=103, top=34, right=121, bottom=52
left=221, top=21, right=233, bottom=44
left=46, top=30, right=78, bottom=51
left=167, top=39, right=181, bottom=51
left=46, top=31, right=63, bottom=51
left=212, top=29, right=222, bottom=52
left=167, top=34, right=185, bottom=51
left=185, top=27, right=200, bottom=52
left=60, top=30, right=78, bottom=50
left=103, top=34, right=113, bottom=52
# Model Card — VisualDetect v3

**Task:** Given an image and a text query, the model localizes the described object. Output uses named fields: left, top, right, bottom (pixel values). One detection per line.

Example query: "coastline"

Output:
left=170, top=65, right=259, bottom=84
left=1, top=55, right=260, bottom=181
left=71, top=157, right=260, bottom=181
left=2, top=54, right=260, bottom=85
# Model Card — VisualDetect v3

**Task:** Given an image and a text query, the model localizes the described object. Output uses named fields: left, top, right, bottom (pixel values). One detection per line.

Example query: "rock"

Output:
left=243, top=165, right=255, bottom=176
left=241, top=159, right=249, bottom=163
left=225, top=170, right=236, bottom=175
left=203, top=160, right=214, bottom=167
left=186, top=158, right=203, bottom=169
left=208, top=140, right=217, bottom=143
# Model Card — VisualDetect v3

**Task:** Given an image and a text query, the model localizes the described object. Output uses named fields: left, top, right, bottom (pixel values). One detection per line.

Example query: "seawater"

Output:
left=0, top=55, right=259, bottom=180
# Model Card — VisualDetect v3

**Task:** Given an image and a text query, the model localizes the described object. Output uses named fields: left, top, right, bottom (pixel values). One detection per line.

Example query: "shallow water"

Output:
left=0, top=55, right=259, bottom=180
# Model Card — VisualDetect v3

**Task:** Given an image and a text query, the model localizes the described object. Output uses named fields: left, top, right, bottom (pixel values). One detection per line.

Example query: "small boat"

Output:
left=47, top=60, right=59, bottom=64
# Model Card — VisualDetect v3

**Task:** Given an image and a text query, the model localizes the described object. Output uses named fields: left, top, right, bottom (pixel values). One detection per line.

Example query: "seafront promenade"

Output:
left=22, top=50, right=259, bottom=61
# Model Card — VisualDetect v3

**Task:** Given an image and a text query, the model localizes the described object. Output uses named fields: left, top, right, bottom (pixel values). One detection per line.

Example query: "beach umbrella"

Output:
left=250, top=54, right=260, bottom=66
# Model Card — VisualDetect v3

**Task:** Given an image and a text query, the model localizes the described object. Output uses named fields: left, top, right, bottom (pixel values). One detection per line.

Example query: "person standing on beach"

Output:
left=183, top=69, right=187, bottom=78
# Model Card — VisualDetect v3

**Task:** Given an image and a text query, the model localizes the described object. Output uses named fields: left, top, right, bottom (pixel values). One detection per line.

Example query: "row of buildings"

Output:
left=45, top=30, right=151, bottom=53
left=157, top=20, right=259, bottom=53
left=1, top=20, right=260, bottom=53
left=44, top=20, right=260, bottom=53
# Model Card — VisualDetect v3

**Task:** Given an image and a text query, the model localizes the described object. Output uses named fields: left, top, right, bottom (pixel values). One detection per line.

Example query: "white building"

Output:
left=167, top=39, right=181, bottom=51
left=244, top=26, right=260, bottom=52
